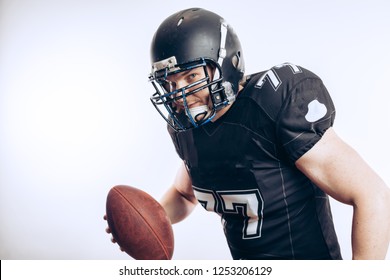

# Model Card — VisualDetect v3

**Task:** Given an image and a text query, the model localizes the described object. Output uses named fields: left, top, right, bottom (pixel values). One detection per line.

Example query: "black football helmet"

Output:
left=149, top=8, right=245, bottom=131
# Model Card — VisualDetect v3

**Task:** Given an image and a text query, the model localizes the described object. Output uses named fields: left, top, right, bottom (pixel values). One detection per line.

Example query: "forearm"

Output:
left=351, top=187, right=390, bottom=259
left=160, top=185, right=197, bottom=224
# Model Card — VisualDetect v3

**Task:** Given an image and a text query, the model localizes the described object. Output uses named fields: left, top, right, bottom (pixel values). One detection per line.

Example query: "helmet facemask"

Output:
left=150, top=57, right=235, bottom=131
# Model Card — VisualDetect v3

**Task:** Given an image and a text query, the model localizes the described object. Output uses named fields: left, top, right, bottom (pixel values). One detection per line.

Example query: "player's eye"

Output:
left=188, top=73, right=198, bottom=81
left=185, top=72, right=199, bottom=83
left=189, top=73, right=197, bottom=79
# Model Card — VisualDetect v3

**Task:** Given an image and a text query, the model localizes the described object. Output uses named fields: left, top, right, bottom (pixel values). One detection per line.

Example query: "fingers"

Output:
left=104, top=213, right=122, bottom=251
left=103, top=214, right=114, bottom=241
left=109, top=236, right=123, bottom=251
left=104, top=214, right=112, bottom=235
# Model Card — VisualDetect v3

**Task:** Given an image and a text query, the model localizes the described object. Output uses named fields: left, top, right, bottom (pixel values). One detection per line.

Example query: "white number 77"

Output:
left=193, top=187, right=264, bottom=239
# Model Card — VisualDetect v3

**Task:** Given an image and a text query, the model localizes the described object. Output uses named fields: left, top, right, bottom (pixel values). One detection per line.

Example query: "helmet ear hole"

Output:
left=232, top=51, right=243, bottom=70
left=177, top=17, right=184, bottom=26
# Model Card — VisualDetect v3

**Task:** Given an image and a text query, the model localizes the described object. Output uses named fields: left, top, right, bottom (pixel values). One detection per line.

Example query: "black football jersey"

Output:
left=168, top=63, right=342, bottom=259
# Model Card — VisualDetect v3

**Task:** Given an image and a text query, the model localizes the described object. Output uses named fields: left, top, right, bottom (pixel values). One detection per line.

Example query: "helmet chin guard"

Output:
left=149, top=8, right=245, bottom=131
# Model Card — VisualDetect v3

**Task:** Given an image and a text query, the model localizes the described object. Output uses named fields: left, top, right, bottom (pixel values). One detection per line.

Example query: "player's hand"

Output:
left=103, top=214, right=124, bottom=252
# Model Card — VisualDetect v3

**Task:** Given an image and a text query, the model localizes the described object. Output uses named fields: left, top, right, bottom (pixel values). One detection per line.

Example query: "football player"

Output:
left=149, top=8, right=390, bottom=259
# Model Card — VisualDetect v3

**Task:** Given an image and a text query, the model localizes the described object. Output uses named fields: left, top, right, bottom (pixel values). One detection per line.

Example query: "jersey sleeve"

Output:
left=276, top=77, right=336, bottom=162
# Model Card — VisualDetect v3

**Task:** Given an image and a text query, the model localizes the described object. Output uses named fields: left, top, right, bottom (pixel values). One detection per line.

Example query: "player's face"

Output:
left=164, top=66, right=214, bottom=113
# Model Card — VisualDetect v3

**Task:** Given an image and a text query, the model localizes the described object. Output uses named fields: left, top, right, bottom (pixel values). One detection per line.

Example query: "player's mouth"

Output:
left=188, top=101, right=203, bottom=108
left=174, top=100, right=204, bottom=110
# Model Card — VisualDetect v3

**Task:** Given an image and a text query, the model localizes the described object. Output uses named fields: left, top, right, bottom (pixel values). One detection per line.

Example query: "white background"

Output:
left=0, top=0, right=389, bottom=260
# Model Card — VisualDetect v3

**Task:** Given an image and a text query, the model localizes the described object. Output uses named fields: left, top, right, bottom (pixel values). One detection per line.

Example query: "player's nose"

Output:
left=173, top=82, right=191, bottom=102
left=175, top=79, right=189, bottom=91
left=173, top=89, right=186, bottom=105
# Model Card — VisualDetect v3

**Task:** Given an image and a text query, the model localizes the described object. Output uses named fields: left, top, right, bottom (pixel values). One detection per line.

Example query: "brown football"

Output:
left=105, top=185, right=174, bottom=260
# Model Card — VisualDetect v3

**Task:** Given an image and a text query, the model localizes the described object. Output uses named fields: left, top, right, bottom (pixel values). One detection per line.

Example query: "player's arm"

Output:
left=295, top=127, right=390, bottom=259
left=160, top=161, right=198, bottom=224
